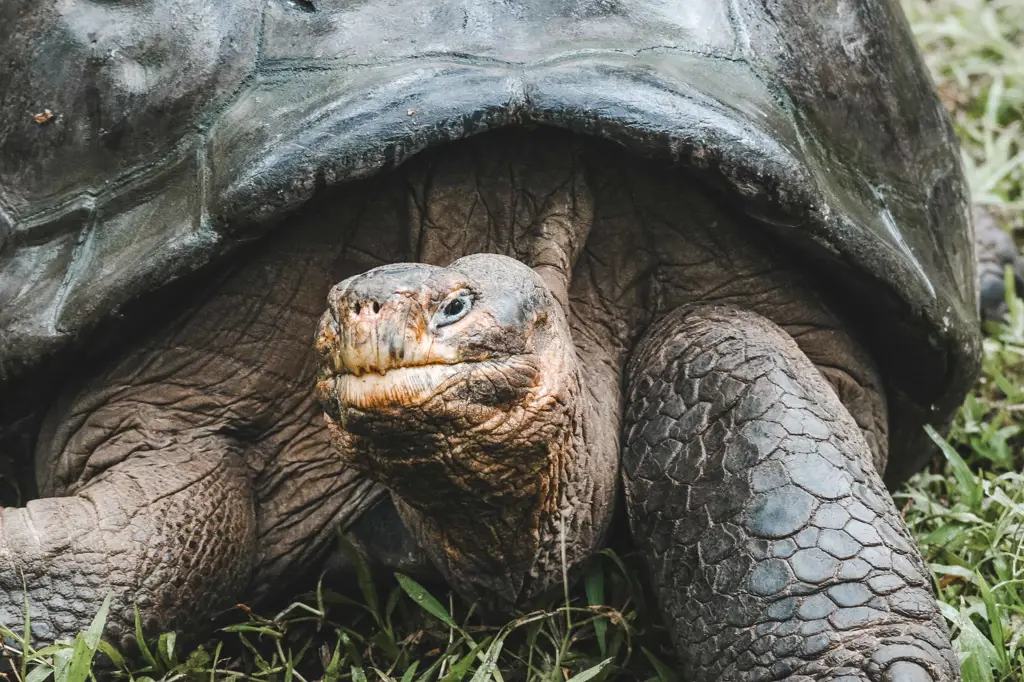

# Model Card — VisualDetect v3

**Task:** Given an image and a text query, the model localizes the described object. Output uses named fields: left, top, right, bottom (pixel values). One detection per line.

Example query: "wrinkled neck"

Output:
left=344, top=337, right=610, bottom=606
left=389, top=361, right=611, bottom=607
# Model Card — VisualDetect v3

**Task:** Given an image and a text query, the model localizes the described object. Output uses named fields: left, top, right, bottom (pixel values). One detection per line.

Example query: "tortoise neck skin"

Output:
left=314, top=254, right=616, bottom=605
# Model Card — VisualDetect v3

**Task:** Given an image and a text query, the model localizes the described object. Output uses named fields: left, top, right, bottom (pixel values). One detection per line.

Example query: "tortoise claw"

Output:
left=884, top=661, right=936, bottom=682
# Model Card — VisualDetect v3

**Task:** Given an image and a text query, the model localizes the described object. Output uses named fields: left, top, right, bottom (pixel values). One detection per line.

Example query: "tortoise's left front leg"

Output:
left=622, top=306, right=958, bottom=681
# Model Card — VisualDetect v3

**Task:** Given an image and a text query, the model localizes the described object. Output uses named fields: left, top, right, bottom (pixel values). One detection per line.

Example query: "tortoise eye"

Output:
left=433, top=291, right=473, bottom=329
left=444, top=299, right=464, bottom=317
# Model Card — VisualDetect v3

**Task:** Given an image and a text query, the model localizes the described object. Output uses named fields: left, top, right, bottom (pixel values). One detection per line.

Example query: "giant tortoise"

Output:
left=0, top=0, right=1006, bottom=680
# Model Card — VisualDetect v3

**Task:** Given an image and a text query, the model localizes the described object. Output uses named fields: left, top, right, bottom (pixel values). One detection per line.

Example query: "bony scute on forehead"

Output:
left=447, top=253, right=550, bottom=294
left=445, top=254, right=560, bottom=327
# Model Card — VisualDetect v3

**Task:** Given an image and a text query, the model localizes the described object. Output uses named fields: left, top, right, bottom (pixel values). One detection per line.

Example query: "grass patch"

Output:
left=904, top=0, right=1024, bottom=212
left=898, top=286, right=1024, bottom=681
left=1, top=1, right=1023, bottom=681
left=0, top=554, right=667, bottom=682
left=898, top=1, right=1024, bottom=681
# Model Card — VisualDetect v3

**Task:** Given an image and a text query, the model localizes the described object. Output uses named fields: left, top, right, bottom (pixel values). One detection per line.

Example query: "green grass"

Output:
left=2, top=1, right=1024, bottom=680
left=0, top=552, right=669, bottom=682
left=905, top=0, right=1024, bottom=211
left=898, top=1, right=1024, bottom=680
left=899, top=291, right=1024, bottom=682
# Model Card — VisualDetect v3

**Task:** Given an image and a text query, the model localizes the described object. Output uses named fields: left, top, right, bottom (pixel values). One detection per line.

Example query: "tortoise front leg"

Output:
left=0, top=440, right=257, bottom=645
left=622, top=306, right=958, bottom=681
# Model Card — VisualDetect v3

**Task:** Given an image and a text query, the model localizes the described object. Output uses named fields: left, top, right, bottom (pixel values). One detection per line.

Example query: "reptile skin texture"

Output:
left=623, top=306, right=958, bottom=681
left=0, top=442, right=256, bottom=644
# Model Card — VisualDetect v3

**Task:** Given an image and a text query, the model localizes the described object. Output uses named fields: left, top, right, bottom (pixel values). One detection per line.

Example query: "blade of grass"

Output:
left=395, top=574, right=456, bottom=629
left=133, top=604, right=160, bottom=673
left=64, top=592, right=111, bottom=682
left=565, top=658, right=613, bottom=682
left=926, top=424, right=983, bottom=508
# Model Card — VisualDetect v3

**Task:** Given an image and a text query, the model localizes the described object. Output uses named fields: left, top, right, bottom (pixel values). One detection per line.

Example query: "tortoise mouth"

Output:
left=318, top=359, right=489, bottom=410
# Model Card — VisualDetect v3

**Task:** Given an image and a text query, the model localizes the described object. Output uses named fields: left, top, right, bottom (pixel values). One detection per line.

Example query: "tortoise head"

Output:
left=313, top=253, right=578, bottom=504
left=314, top=253, right=591, bottom=603
left=315, top=254, right=565, bottom=413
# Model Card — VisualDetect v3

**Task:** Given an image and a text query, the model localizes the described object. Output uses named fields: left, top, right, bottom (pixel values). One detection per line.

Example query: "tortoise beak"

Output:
left=316, top=265, right=463, bottom=377
left=326, top=290, right=426, bottom=376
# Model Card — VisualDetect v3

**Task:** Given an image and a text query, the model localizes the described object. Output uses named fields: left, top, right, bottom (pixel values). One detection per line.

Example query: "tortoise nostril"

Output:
left=350, top=300, right=385, bottom=316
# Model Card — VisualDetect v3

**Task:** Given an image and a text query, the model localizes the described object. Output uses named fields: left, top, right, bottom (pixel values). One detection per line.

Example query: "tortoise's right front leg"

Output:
left=623, top=306, right=958, bottom=681
left=0, top=436, right=257, bottom=645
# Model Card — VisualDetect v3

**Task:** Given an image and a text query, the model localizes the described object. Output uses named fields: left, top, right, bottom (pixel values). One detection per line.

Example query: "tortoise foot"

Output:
left=975, top=206, right=1024, bottom=322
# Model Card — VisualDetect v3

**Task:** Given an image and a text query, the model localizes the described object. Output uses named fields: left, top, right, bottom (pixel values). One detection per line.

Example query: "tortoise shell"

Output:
left=0, top=0, right=981, bottom=485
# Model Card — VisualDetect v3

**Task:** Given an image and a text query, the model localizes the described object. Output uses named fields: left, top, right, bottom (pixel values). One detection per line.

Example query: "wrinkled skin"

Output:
left=1, top=130, right=959, bottom=680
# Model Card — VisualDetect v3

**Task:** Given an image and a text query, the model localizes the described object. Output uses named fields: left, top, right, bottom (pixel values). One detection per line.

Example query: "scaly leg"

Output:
left=0, top=437, right=256, bottom=645
left=623, top=306, right=958, bottom=681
